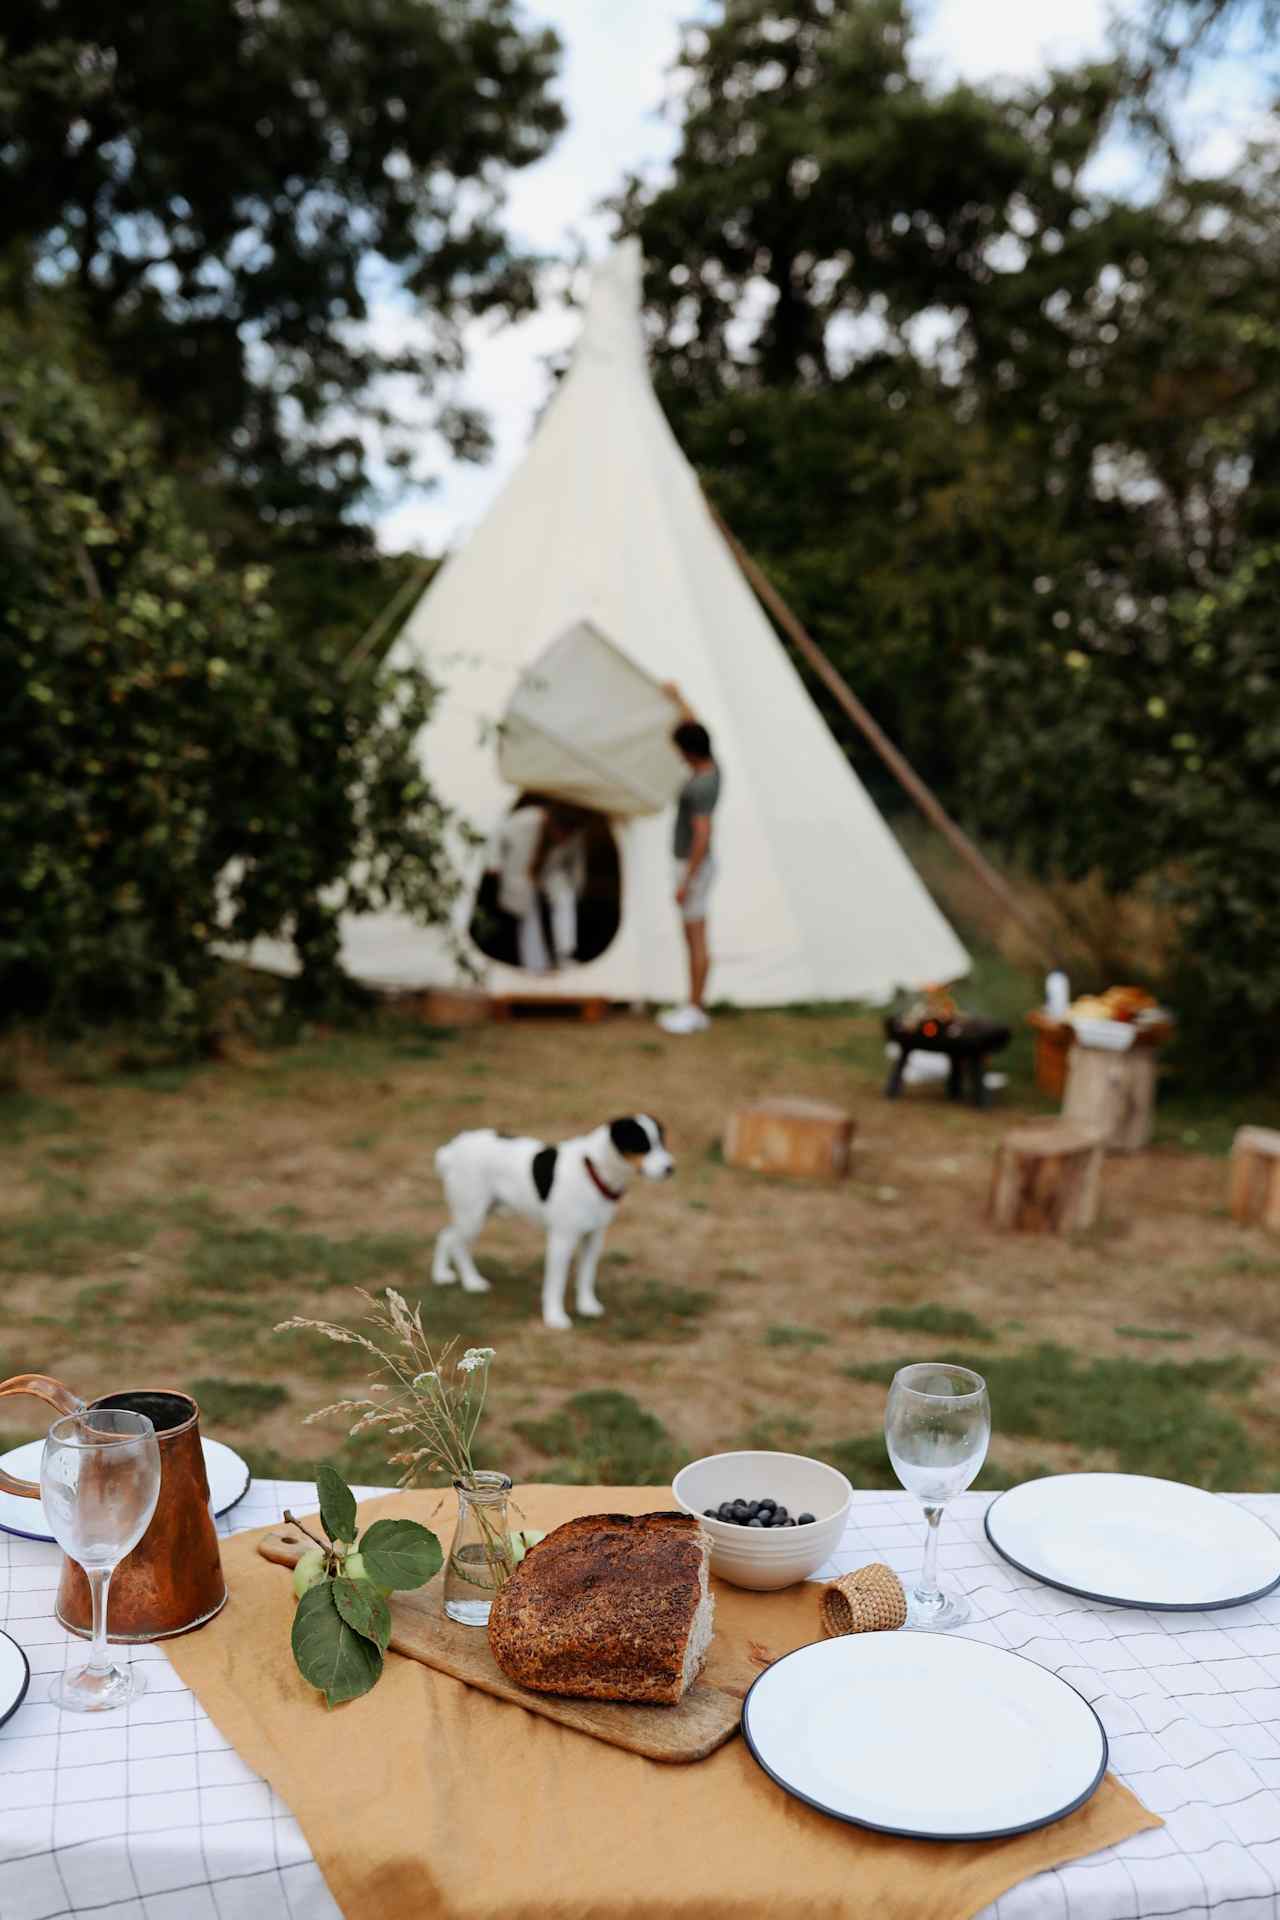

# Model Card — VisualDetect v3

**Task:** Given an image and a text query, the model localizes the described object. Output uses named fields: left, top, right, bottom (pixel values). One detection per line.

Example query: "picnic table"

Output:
left=4, top=1478, right=1280, bottom=1919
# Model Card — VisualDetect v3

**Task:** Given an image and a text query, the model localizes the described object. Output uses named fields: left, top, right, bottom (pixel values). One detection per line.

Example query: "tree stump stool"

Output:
left=724, top=1098, right=854, bottom=1181
left=1228, top=1127, right=1280, bottom=1231
left=1061, top=1044, right=1157, bottom=1152
left=988, top=1122, right=1105, bottom=1233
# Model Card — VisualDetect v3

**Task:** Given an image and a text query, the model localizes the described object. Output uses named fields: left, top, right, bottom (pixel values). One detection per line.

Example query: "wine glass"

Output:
left=884, top=1363, right=990, bottom=1631
left=41, top=1409, right=161, bottom=1712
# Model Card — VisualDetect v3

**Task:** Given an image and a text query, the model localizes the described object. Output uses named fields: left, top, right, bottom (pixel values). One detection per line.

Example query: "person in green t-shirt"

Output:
left=657, top=683, right=720, bottom=1035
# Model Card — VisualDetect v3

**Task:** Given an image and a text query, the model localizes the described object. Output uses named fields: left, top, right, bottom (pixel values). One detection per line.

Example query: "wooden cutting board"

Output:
left=258, top=1525, right=743, bottom=1763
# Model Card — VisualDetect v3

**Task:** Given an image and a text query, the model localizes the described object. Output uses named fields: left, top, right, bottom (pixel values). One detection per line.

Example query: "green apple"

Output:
left=508, top=1528, right=547, bottom=1566
left=292, top=1547, right=328, bottom=1600
left=342, top=1549, right=393, bottom=1598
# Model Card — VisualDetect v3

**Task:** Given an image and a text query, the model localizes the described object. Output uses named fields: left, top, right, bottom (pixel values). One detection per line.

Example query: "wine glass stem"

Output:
left=916, top=1504, right=944, bottom=1607
left=86, top=1568, right=114, bottom=1676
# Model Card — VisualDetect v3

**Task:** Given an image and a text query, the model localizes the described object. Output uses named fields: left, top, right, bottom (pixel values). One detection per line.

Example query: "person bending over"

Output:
left=494, top=801, right=585, bottom=973
left=658, top=685, right=720, bottom=1035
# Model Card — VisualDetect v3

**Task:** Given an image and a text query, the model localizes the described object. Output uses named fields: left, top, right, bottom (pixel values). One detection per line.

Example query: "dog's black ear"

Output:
left=609, top=1117, right=649, bottom=1157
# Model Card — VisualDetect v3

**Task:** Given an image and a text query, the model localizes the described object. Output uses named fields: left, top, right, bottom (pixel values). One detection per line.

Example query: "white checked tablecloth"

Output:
left=4, top=1484, right=1280, bottom=1920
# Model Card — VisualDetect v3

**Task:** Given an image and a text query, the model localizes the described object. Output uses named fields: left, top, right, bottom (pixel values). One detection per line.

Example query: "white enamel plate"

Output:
left=0, top=1631, right=30, bottom=1730
left=743, top=1632, right=1106, bottom=1841
left=986, top=1473, right=1280, bottom=1611
left=0, top=1437, right=251, bottom=1544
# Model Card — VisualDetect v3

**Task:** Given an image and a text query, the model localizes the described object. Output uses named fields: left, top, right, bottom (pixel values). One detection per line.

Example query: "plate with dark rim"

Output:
left=742, top=1631, right=1107, bottom=1841
left=0, top=1438, right=251, bottom=1544
left=985, top=1474, right=1280, bottom=1612
left=0, top=1631, right=30, bottom=1731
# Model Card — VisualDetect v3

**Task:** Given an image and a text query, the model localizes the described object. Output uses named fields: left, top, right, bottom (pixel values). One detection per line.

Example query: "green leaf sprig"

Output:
left=285, top=1465, right=442, bottom=1708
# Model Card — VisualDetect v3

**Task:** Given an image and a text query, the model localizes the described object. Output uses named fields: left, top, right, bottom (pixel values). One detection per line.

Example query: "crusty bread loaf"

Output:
left=487, top=1511, right=714, bottom=1706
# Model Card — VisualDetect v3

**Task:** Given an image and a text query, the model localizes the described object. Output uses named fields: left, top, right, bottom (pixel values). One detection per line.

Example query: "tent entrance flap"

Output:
left=497, top=620, right=687, bottom=817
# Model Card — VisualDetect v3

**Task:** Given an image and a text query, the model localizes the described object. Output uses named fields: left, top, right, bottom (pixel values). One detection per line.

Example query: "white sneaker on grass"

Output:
left=657, top=1004, right=710, bottom=1035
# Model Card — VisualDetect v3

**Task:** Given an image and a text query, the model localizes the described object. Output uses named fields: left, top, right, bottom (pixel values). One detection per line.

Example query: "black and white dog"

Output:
left=432, top=1116, right=673, bottom=1331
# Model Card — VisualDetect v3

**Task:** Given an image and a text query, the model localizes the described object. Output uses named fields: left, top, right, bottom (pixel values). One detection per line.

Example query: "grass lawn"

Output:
left=3, top=964, right=1280, bottom=1499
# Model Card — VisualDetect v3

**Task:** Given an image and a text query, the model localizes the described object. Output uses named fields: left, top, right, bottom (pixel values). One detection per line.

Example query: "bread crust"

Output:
left=487, top=1511, right=712, bottom=1705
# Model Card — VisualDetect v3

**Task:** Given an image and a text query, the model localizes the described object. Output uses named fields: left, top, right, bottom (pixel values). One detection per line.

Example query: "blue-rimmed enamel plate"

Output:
left=0, top=1438, right=251, bottom=1544
left=743, top=1631, right=1107, bottom=1841
left=0, top=1631, right=30, bottom=1730
left=986, top=1474, right=1280, bottom=1611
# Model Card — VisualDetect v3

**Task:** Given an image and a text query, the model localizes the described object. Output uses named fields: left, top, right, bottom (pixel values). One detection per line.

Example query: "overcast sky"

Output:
left=372, top=0, right=1266, bottom=556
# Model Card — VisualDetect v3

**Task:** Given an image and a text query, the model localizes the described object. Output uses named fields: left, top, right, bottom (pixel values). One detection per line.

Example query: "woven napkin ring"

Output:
left=820, top=1562, right=907, bottom=1636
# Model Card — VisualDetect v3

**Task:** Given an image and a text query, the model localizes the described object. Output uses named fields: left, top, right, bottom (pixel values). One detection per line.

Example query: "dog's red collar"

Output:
left=584, top=1157, right=623, bottom=1204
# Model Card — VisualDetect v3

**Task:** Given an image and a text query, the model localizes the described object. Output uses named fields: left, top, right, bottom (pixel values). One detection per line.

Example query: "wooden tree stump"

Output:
left=1061, top=1044, right=1157, bottom=1152
left=988, top=1122, right=1105, bottom=1233
left=724, top=1098, right=854, bottom=1181
left=1228, top=1127, right=1280, bottom=1230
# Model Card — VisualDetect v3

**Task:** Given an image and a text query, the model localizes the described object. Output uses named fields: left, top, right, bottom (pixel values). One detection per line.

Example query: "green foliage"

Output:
left=285, top=1468, right=440, bottom=1706
left=316, top=1464, right=359, bottom=1545
left=626, top=0, right=1280, bottom=1081
left=1, top=0, right=564, bottom=531
left=332, top=1574, right=392, bottom=1654
left=765, top=1323, right=830, bottom=1348
left=0, top=1094, right=77, bottom=1143
left=358, top=1517, right=443, bottom=1592
left=189, top=1379, right=289, bottom=1425
left=588, top=1281, right=716, bottom=1343
left=0, top=1202, right=154, bottom=1274
left=0, top=303, right=457, bottom=1037
left=291, top=1580, right=383, bottom=1708
left=513, top=1391, right=681, bottom=1486
left=846, top=1345, right=1260, bottom=1487
left=868, top=1304, right=996, bottom=1342
left=1115, top=1326, right=1192, bottom=1343
left=185, top=1220, right=422, bottom=1295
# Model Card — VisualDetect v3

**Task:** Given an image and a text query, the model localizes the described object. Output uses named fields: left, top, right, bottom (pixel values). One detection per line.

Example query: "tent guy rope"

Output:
left=705, top=495, right=1053, bottom=964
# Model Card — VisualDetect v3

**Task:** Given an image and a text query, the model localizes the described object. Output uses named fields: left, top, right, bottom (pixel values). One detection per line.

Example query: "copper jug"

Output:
left=0, top=1375, right=226, bottom=1640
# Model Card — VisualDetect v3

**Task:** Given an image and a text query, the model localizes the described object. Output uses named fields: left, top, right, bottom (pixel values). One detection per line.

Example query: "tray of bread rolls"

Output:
left=259, top=1511, right=743, bottom=1762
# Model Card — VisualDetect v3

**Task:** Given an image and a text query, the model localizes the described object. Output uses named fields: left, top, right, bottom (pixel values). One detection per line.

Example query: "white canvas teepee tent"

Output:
left=306, top=241, right=969, bottom=1004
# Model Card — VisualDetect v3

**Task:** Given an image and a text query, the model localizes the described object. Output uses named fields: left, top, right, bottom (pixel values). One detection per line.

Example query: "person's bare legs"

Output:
left=684, top=918, right=710, bottom=1010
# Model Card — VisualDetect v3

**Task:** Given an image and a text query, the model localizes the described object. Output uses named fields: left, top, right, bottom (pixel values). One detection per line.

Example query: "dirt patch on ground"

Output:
left=2, top=1008, right=1276, bottom=1494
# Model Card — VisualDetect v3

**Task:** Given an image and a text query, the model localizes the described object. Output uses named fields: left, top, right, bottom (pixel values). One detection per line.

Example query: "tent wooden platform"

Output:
left=392, top=988, right=611, bottom=1026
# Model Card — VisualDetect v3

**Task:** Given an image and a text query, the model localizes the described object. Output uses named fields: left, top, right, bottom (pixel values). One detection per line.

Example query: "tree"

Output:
left=0, top=300, right=456, bottom=1037
left=622, top=0, right=1280, bottom=1079
left=0, top=0, right=564, bottom=535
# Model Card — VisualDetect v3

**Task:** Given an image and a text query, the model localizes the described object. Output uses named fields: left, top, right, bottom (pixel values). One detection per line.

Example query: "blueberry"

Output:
left=748, top=1516, right=766, bottom=1527
left=773, top=1506, right=789, bottom=1523
left=717, top=1502, right=735, bottom=1521
left=770, top=1514, right=788, bottom=1527
left=746, top=1501, right=761, bottom=1519
left=704, top=1509, right=718, bottom=1519
left=797, top=1512, right=815, bottom=1526
left=758, top=1498, right=776, bottom=1515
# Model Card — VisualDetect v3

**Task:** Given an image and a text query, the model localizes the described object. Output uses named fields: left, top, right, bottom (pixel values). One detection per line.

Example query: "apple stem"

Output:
left=283, top=1510, right=330, bottom=1554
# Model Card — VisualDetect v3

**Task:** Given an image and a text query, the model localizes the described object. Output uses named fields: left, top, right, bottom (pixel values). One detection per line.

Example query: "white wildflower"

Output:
left=458, top=1347, right=495, bottom=1372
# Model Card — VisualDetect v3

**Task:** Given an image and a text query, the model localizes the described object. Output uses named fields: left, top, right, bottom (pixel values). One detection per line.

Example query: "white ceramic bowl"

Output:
left=1069, top=1015, right=1136, bottom=1052
left=672, top=1451, right=853, bottom=1591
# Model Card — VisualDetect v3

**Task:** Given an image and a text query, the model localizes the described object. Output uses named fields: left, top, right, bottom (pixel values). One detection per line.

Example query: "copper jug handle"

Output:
left=0, top=1375, right=87, bottom=1498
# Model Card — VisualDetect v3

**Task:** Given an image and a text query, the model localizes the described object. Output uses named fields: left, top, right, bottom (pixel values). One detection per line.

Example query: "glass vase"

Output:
left=444, top=1472, right=515, bottom=1626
